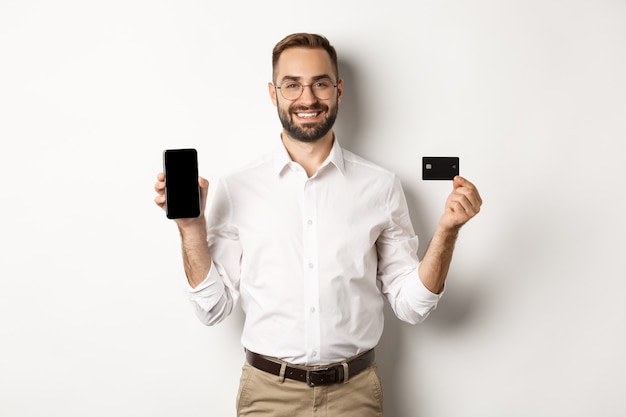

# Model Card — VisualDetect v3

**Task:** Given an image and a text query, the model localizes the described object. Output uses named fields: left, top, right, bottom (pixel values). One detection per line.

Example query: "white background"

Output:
left=1, top=1, right=625, bottom=416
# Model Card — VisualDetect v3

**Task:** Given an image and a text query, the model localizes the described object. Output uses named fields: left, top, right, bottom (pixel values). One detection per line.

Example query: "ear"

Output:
left=336, top=79, right=344, bottom=104
left=268, top=82, right=278, bottom=106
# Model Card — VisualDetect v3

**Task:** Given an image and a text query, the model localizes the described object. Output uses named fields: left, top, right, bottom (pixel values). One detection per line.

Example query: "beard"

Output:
left=277, top=102, right=338, bottom=143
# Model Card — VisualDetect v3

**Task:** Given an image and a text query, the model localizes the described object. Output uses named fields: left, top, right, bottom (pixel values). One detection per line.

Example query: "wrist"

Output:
left=177, top=216, right=207, bottom=240
left=435, top=221, right=461, bottom=239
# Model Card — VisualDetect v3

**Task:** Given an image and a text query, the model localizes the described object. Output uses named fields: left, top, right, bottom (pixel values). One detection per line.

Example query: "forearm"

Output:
left=418, top=175, right=482, bottom=293
left=178, top=218, right=212, bottom=288
left=418, top=226, right=459, bottom=294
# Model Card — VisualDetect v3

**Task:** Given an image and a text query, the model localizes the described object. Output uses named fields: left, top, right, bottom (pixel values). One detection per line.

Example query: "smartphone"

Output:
left=422, top=157, right=459, bottom=180
left=163, top=148, right=201, bottom=219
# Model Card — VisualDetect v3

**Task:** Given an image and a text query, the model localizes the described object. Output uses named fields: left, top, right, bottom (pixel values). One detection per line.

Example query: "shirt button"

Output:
left=312, top=350, right=318, bottom=357
left=307, top=219, right=313, bottom=226
left=308, top=263, right=314, bottom=269
left=310, top=306, right=316, bottom=313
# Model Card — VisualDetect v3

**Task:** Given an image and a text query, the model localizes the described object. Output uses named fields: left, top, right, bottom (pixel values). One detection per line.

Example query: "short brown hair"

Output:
left=272, top=33, right=339, bottom=83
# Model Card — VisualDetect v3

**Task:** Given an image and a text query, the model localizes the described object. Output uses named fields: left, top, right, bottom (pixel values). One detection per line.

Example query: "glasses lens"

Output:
left=312, top=80, right=334, bottom=100
left=279, top=80, right=336, bottom=100
left=279, top=81, right=302, bottom=100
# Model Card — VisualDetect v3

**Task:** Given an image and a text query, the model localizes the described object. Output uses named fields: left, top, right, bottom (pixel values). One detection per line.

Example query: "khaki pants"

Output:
left=236, top=362, right=384, bottom=417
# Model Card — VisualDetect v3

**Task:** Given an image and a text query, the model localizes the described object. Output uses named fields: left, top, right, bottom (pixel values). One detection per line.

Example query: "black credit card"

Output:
left=422, top=157, right=459, bottom=180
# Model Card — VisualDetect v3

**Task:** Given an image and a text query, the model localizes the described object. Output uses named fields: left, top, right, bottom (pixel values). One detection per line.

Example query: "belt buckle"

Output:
left=306, top=367, right=335, bottom=387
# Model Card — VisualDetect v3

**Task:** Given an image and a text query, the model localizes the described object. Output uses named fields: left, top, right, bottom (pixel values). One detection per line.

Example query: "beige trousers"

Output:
left=236, top=362, right=384, bottom=417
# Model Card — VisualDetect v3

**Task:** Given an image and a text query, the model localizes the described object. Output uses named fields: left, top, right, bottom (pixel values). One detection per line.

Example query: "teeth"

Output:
left=297, top=112, right=318, bottom=118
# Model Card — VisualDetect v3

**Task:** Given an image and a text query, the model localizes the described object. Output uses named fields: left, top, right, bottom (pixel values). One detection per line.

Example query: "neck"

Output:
left=281, top=131, right=334, bottom=177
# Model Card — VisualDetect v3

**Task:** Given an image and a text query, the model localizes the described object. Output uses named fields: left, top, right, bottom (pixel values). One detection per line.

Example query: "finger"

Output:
left=448, top=191, right=481, bottom=218
left=154, top=194, right=166, bottom=206
left=154, top=172, right=166, bottom=192
left=154, top=180, right=165, bottom=193
left=453, top=176, right=477, bottom=192
left=452, top=175, right=470, bottom=190
left=448, top=195, right=472, bottom=218
left=452, top=177, right=482, bottom=208
left=453, top=188, right=482, bottom=213
left=197, top=176, right=210, bottom=213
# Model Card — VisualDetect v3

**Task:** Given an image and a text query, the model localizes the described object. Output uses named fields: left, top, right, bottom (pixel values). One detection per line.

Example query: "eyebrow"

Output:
left=279, top=74, right=335, bottom=83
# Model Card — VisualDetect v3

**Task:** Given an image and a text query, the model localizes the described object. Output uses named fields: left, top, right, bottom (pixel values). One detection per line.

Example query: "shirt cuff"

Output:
left=403, top=271, right=444, bottom=321
left=186, top=262, right=226, bottom=312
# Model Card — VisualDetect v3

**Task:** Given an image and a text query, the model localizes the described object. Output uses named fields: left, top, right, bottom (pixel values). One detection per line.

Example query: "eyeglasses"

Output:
left=275, top=79, right=338, bottom=101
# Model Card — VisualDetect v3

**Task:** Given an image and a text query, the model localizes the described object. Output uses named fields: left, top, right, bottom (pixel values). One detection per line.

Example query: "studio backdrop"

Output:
left=1, top=1, right=625, bottom=416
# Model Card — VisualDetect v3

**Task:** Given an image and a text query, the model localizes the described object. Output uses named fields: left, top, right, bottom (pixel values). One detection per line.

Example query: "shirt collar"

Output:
left=272, top=135, right=346, bottom=177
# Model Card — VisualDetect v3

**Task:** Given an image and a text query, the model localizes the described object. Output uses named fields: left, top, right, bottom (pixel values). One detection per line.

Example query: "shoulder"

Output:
left=341, top=147, right=398, bottom=183
left=219, top=152, right=274, bottom=183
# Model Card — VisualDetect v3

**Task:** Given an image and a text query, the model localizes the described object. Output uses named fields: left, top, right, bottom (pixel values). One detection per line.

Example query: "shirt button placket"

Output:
left=302, top=179, right=320, bottom=363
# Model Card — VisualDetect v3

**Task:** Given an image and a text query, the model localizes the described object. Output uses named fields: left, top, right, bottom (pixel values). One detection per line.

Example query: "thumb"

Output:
left=452, top=175, right=463, bottom=190
left=198, top=176, right=210, bottom=211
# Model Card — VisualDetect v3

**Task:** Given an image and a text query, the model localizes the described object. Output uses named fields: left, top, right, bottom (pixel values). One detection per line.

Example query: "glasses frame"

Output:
left=274, top=79, right=338, bottom=101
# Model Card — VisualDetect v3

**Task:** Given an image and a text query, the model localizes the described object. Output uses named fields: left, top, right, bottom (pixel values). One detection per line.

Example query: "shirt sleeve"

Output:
left=376, top=175, right=444, bottom=325
left=186, top=178, right=241, bottom=326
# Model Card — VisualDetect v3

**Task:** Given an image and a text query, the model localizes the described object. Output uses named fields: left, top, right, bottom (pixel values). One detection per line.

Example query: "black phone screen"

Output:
left=163, top=149, right=201, bottom=219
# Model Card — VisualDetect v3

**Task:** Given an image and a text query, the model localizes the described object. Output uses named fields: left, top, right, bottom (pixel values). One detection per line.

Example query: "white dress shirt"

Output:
left=188, top=138, right=442, bottom=365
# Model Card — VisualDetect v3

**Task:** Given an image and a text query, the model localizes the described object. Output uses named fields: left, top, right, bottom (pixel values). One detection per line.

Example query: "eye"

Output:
left=313, top=80, right=331, bottom=89
left=282, top=82, right=300, bottom=90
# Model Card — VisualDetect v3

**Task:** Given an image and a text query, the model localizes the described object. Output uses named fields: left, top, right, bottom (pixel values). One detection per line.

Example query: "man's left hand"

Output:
left=439, top=176, right=482, bottom=231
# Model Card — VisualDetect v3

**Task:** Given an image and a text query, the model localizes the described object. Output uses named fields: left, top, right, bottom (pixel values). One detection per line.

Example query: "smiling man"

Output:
left=270, top=43, right=343, bottom=177
left=272, top=46, right=340, bottom=144
left=154, top=33, right=482, bottom=417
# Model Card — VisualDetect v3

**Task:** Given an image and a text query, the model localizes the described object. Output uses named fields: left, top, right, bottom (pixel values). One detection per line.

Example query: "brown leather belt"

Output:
left=245, top=349, right=375, bottom=387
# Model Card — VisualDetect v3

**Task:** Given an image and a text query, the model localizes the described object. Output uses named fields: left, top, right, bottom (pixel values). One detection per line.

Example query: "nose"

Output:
left=299, top=84, right=318, bottom=103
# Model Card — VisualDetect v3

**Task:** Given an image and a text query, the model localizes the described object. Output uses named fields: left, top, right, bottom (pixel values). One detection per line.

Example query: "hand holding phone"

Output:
left=163, top=148, right=201, bottom=219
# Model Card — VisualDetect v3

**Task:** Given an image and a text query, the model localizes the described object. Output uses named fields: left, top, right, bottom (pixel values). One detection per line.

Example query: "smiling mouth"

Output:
left=295, top=111, right=321, bottom=119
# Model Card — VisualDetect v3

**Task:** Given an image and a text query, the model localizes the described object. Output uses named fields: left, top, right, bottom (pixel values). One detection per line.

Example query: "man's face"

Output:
left=270, top=48, right=343, bottom=143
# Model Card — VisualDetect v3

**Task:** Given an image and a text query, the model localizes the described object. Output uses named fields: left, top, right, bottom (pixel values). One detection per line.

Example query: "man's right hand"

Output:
left=155, top=172, right=212, bottom=288
left=154, top=172, right=210, bottom=227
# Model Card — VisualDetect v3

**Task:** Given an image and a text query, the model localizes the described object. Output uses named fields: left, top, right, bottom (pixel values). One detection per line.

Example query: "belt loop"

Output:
left=278, top=362, right=287, bottom=383
left=342, top=361, right=350, bottom=384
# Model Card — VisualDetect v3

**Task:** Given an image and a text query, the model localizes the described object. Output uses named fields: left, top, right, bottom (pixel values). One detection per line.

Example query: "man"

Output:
left=154, top=33, right=482, bottom=417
